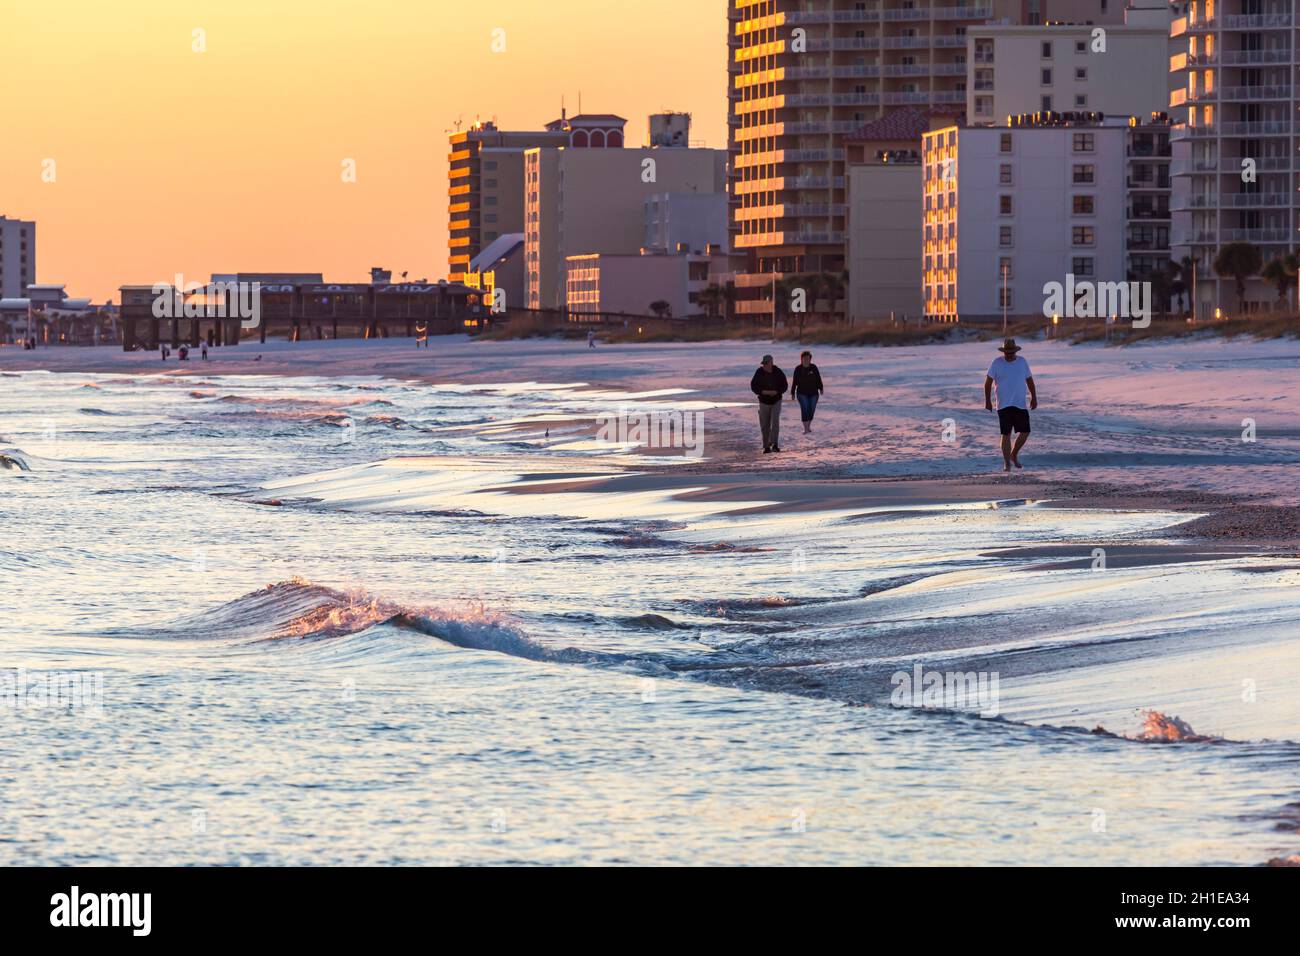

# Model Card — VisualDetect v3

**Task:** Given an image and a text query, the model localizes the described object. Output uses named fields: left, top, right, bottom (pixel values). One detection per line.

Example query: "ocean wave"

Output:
left=88, top=579, right=620, bottom=667
left=1, top=450, right=31, bottom=472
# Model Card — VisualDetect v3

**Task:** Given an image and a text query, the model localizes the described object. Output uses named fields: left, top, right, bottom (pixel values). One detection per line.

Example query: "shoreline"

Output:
left=7, top=336, right=1300, bottom=551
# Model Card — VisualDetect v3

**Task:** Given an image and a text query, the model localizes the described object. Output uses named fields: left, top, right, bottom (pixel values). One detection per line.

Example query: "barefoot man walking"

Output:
left=984, top=338, right=1037, bottom=472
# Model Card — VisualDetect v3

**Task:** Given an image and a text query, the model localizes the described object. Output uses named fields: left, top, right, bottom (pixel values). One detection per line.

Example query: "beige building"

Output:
left=525, top=147, right=728, bottom=310
left=447, top=122, right=570, bottom=281
left=725, top=0, right=1125, bottom=322
left=967, top=11, right=1176, bottom=124
left=845, top=109, right=945, bottom=321
left=566, top=248, right=728, bottom=318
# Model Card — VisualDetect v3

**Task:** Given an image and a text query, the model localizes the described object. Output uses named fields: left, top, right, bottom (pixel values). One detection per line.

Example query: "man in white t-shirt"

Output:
left=983, top=338, right=1038, bottom=472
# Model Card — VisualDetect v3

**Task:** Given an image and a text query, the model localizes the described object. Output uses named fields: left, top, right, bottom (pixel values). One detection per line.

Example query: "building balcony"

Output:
left=1220, top=192, right=1293, bottom=208
left=784, top=93, right=882, bottom=107
left=1218, top=85, right=1291, bottom=101
left=880, top=8, right=927, bottom=20
left=1220, top=49, right=1290, bottom=65
left=1170, top=159, right=1218, bottom=175
left=735, top=231, right=845, bottom=249
left=784, top=65, right=882, bottom=79
left=807, top=38, right=882, bottom=52
left=783, top=9, right=882, bottom=25
left=1221, top=228, right=1292, bottom=243
left=1221, top=121, right=1292, bottom=136
left=1127, top=208, right=1171, bottom=220
left=933, top=6, right=994, bottom=19
left=1174, top=230, right=1218, bottom=245
left=1221, top=13, right=1293, bottom=29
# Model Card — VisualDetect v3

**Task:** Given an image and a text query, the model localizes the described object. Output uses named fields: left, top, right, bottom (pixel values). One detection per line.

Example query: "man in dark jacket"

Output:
left=791, top=350, right=824, bottom=434
left=750, top=354, right=788, bottom=453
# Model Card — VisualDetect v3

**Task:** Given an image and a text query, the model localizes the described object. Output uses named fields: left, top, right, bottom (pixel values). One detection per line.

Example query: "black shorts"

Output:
left=998, top=406, right=1031, bottom=436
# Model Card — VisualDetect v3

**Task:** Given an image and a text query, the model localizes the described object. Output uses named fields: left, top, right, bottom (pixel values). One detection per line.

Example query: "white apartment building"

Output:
left=0, top=216, right=36, bottom=299
left=922, top=119, right=1128, bottom=321
left=644, top=193, right=729, bottom=256
left=1169, top=0, right=1298, bottom=316
left=968, top=14, right=1175, bottom=123
left=525, top=147, right=727, bottom=311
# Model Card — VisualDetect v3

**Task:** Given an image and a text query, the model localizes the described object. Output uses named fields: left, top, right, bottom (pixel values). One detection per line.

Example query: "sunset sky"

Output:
left=0, top=0, right=727, bottom=302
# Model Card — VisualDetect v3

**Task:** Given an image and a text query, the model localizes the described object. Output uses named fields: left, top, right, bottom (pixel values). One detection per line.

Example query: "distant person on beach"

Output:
left=415, top=322, right=428, bottom=348
left=791, top=350, right=824, bottom=435
left=587, top=329, right=596, bottom=349
left=984, top=337, right=1037, bottom=472
left=160, top=344, right=169, bottom=360
left=750, top=353, right=788, bottom=454
left=201, top=342, right=209, bottom=360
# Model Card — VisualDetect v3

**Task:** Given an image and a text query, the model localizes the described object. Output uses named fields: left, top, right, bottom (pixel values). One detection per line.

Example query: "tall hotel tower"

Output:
left=726, top=0, right=1125, bottom=320
left=1170, top=0, right=1298, bottom=316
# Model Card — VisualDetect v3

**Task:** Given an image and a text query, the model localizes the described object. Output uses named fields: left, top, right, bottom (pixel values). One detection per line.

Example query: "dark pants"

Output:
left=758, top=401, right=781, bottom=449
left=797, top=392, right=819, bottom=423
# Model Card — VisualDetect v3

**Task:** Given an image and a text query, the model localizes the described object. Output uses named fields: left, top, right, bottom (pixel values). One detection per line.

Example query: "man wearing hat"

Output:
left=750, top=353, right=789, bottom=454
left=984, top=338, right=1037, bottom=471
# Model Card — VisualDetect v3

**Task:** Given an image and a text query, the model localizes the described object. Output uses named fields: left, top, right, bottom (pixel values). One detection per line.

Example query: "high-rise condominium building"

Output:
left=725, top=0, right=1125, bottom=320
left=1169, top=0, right=1297, bottom=316
left=0, top=216, right=36, bottom=299
left=446, top=121, right=577, bottom=281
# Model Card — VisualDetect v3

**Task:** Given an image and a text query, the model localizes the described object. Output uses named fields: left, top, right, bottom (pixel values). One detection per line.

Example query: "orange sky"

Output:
left=0, top=0, right=727, bottom=303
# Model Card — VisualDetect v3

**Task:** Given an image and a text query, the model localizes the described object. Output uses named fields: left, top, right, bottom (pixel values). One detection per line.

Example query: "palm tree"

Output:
left=722, top=281, right=739, bottom=322
left=1260, top=253, right=1298, bottom=313
left=648, top=299, right=672, bottom=319
left=1148, top=266, right=1174, bottom=318
left=1212, top=242, right=1263, bottom=315
left=1178, top=254, right=1197, bottom=314
left=696, top=284, right=724, bottom=318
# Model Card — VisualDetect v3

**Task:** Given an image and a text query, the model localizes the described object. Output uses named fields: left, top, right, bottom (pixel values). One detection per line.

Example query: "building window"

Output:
left=1000, top=195, right=1013, bottom=215
left=1075, top=40, right=1087, bottom=54
left=999, top=164, right=1013, bottom=184
left=1072, top=257, right=1094, bottom=276
left=999, top=132, right=1012, bottom=153
left=1072, top=226, right=1095, bottom=246
left=1075, top=94, right=1088, bottom=107
left=1041, top=68, right=1053, bottom=85
left=1072, top=164, right=1095, bottom=183
left=1000, top=225, right=1013, bottom=246
left=1041, top=41, right=1052, bottom=58
left=999, top=256, right=1013, bottom=278
left=1072, top=132, right=1094, bottom=152
left=1073, top=195, right=1095, bottom=214
left=1075, top=67, right=1087, bottom=81
left=1041, top=95, right=1053, bottom=111
left=999, top=287, right=1014, bottom=308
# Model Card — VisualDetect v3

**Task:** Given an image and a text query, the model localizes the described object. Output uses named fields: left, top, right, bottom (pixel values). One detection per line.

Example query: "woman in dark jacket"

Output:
left=791, top=350, right=824, bottom=434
